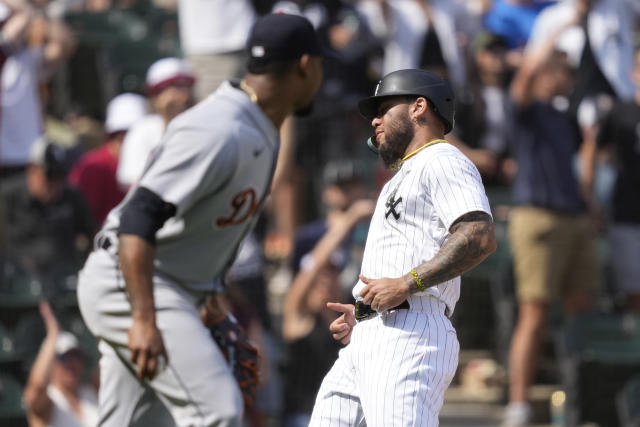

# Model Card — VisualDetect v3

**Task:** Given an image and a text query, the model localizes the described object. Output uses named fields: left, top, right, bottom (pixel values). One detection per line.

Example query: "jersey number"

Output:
left=216, top=188, right=261, bottom=227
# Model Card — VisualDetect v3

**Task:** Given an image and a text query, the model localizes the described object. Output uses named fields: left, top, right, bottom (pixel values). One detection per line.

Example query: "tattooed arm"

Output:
left=405, top=211, right=496, bottom=292
left=360, top=211, right=496, bottom=311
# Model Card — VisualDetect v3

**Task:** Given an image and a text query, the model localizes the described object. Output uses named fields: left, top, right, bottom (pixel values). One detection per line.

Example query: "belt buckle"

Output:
left=354, top=301, right=376, bottom=321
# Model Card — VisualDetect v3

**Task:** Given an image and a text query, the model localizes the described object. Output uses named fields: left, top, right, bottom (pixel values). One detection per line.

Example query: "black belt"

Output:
left=355, top=300, right=410, bottom=321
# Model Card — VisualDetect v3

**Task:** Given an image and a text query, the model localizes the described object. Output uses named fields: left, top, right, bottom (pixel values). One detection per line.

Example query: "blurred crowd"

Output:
left=0, top=0, right=639, bottom=426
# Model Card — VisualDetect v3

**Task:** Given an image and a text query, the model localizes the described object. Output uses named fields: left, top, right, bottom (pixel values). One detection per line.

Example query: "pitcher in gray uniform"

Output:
left=76, top=13, right=325, bottom=427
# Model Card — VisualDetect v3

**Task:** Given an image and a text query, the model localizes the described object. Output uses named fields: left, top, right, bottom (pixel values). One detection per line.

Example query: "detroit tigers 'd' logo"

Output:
left=385, top=187, right=402, bottom=220
left=216, top=188, right=261, bottom=227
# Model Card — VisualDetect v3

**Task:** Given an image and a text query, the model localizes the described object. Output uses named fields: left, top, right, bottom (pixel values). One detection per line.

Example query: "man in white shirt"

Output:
left=177, top=0, right=255, bottom=100
left=116, top=57, right=195, bottom=189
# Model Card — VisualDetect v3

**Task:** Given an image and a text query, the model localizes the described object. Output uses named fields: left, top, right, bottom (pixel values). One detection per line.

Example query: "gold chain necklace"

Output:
left=390, top=139, right=448, bottom=171
left=240, top=80, right=258, bottom=103
left=402, top=139, right=448, bottom=161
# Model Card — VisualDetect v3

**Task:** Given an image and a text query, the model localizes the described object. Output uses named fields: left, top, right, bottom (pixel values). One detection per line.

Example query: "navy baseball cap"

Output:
left=247, top=13, right=330, bottom=61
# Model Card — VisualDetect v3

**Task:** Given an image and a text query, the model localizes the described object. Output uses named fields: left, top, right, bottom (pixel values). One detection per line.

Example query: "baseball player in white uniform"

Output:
left=76, top=13, right=325, bottom=427
left=309, top=69, right=497, bottom=427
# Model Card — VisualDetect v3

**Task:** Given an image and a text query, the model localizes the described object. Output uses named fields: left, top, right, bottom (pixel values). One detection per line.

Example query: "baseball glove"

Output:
left=204, top=310, right=261, bottom=408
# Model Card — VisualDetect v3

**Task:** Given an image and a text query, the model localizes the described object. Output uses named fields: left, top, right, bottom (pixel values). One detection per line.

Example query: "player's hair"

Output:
left=246, top=57, right=298, bottom=78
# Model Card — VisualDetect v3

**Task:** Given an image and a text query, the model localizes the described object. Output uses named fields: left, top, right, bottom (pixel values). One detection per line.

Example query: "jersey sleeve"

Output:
left=423, top=152, right=492, bottom=231
left=137, top=123, right=238, bottom=217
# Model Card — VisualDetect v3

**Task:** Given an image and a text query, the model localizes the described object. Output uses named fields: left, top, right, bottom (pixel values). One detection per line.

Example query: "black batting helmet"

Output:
left=358, top=69, right=455, bottom=134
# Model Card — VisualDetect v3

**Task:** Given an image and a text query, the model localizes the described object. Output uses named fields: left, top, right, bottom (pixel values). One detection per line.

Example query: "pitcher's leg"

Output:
left=97, top=341, right=175, bottom=427
left=149, top=304, right=243, bottom=427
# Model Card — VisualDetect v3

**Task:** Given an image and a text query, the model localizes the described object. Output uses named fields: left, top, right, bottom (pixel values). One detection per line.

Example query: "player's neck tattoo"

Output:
left=240, top=80, right=259, bottom=103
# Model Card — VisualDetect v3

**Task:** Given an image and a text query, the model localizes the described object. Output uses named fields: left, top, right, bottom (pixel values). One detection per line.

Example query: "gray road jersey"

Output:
left=101, top=81, right=279, bottom=289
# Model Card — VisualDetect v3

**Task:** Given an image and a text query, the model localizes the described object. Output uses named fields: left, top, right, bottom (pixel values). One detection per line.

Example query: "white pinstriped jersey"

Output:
left=352, top=142, right=492, bottom=315
left=311, top=142, right=491, bottom=426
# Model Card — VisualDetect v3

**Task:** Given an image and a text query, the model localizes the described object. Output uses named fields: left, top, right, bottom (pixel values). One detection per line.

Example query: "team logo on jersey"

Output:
left=216, top=188, right=261, bottom=227
left=385, top=187, right=402, bottom=220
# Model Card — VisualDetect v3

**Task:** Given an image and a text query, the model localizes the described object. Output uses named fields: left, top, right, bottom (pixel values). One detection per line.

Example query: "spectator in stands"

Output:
left=282, top=193, right=374, bottom=427
left=68, top=93, right=146, bottom=226
left=502, top=14, right=601, bottom=426
left=0, top=1, right=20, bottom=74
left=266, top=1, right=381, bottom=256
left=290, top=160, right=372, bottom=262
left=116, top=57, right=194, bottom=189
left=23, top=300, right=98, bottom=427
left=484, top=0, right=554, bottom=51
left=451, top=31, right=514, bottom=186
left=526, top=0, right=640, bottom=114
left=355, top=0, right=466, bottom=90
left=273, top=0, right=381, bottom=109
left=582, top=47, right=640, bottom=313
left=0, top=137, right=95, bottom=279
left=0, top=0, right=74, bottom=178
left=177, top=0, right=255, bottom=100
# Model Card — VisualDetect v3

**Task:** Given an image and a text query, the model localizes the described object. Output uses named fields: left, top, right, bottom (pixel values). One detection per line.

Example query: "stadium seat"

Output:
left=12, top=311, right=46, bottom=373
left=0, top=324, right=17, bottom=365
left=64, top=10, right=140, bottom=46
left=0, top=273, right=42, bottom=311
left=617, top=374, right=640, bottom=427
left=558, top=313, right=640, bottom=427
left=108, top=36, right=181, bottom=93
left=0, top=372, right=26, bottom=423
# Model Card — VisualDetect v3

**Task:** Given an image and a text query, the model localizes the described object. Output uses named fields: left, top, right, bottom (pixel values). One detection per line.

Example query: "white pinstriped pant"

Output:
left=309, top=297, right=459, bottom=427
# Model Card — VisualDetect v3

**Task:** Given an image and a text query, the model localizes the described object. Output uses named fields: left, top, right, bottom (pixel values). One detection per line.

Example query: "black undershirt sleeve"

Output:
left=118, top=187, right=177, bottom=245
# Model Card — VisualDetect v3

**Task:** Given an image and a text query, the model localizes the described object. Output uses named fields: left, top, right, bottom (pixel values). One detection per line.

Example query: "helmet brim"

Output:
left=358, top=94, right=453, bottom=134
left=358, top=96, right=381, bottom=121
left=358, top=94, right=405, bottom=121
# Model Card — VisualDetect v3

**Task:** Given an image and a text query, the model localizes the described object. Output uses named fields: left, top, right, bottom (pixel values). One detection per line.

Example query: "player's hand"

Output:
left=327, top=302, right=356, bottom=345
left=128, top=319, right=168, bottom=381
left=359, top=274, right=410, bottom=312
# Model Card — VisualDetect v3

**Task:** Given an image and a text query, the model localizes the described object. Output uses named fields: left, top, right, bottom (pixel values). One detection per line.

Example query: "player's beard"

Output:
left=378, top=113, right=413, bottom=169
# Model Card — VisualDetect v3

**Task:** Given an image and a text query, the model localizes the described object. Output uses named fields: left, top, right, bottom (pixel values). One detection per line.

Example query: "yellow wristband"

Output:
left=410, top=269, right=426, bottom=292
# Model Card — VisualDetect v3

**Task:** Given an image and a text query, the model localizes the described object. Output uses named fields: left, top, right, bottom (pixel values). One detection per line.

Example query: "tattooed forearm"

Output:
left=404, top=211, right=497, bottom=293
